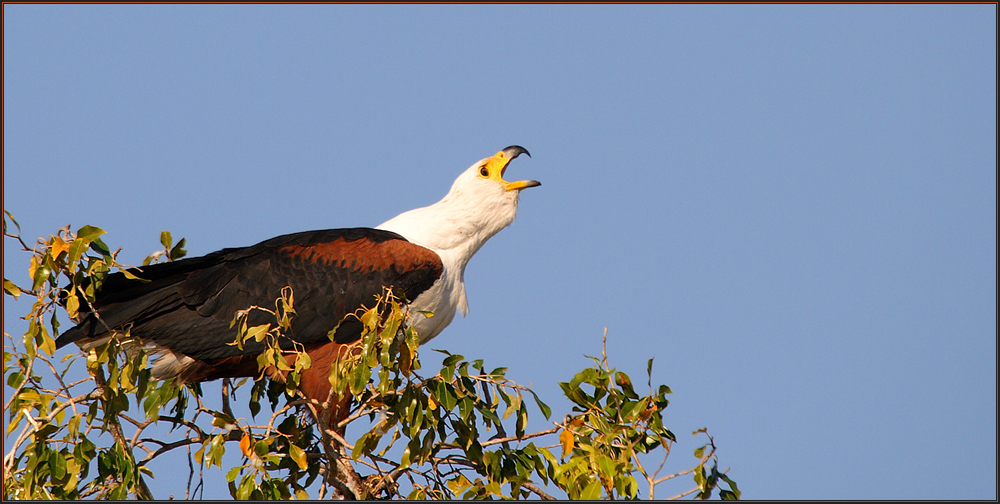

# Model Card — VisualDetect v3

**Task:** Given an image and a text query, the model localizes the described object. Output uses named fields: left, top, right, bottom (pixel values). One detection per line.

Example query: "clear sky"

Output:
left=3, top=4, right=996, bottom=500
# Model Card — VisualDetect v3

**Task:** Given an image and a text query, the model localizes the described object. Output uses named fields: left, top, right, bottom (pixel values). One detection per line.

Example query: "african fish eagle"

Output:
left=55, top=146, right=539, bottom=419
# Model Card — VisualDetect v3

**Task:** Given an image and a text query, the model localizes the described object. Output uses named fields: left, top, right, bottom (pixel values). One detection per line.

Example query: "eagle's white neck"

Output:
left=375, top=163, right=522, bottom=340
left=377, top=168, right=521, bottom=269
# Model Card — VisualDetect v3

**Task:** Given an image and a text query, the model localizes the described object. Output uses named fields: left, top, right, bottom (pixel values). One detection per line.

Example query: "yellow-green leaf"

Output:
left=120, top=269, right=146, bottom=281
left=50, top=236, right=71, bottom=259
left=288, top=444, right=308, bottom=470
left=75, top=225, right=106, bottom=243
left=294, top=352, right=311, bottom=373
left=274, top=352, right=292, bottom=372
left=65, top=292, right=80, bottom=318
left=398, top=445, right=412, bottom=471
left=68, top=239, right=88, bottom=266
left=247, top=324, right=270, bottom=343
left=28, top=256, right=39, bottom=284
left=3, top=279, right=21, bottom=299
left=39, top=331, right=56, bottom=357
left=582, top=478, right=602, bottom=500
left=7, top=411, right=23, bottom=435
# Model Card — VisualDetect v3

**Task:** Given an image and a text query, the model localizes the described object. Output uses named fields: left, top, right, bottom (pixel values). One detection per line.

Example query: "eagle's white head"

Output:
left=377, top=146, right=539, bottom=340
left=378, top=145, right=539, bottom=256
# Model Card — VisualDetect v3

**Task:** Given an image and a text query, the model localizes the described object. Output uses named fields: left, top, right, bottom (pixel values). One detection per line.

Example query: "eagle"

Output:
left=55, top=146, right=539, bottom=421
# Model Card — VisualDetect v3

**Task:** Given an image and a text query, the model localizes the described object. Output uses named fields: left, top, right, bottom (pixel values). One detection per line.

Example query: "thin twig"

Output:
left=523, top=481, right=557, bottom=500
left=122, top=414, right=159, bottom=448
left=38, top=390, right=102, bottom=424
left=479, top=426, right=560, bottom=447
left=665, top=486, right=699, bottom=500
left=323, top=427, right=356, bottom=451
left=35, top=353, right=79, bottom=406
left=91, top=369, right=154, bottom=500
left=138, top=431, right=241, bottom=466
left=653, top=459, right=708, bottom=485
left=2, top=352, right=34, bottom=411
left=185, top=444, right=194, bottom=500
left=264, top=400, right=304, bottom=438
left=601, top=327, right=611, bottom=371
left=221, top=378, right=234, bottom=420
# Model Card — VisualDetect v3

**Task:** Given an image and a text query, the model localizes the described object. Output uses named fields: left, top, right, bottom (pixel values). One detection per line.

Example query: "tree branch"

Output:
left=479, top=426, right=560, bottom=447
left=523, top=481, right=557, bottom=500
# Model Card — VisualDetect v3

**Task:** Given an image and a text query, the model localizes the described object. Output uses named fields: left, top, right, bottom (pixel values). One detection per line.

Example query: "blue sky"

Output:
left=4, top=5, right=996, bottom=499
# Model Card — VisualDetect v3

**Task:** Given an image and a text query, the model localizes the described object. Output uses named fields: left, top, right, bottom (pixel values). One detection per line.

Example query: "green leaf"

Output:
left=442, top=353, right=464, bottom=367
left=350, top=362, right=372, bottom=396
left=721, top=474, right=741, bottom=499
left=581, top=478, right=602, bottom=500
left=4, top=209, right=21, bottom=232
left=458, top=397, right=474, bottom=421
left=170, top=238, right=187, bottom=260
left=236, top=474, right=254, bottom=500
left=226, top=465, right=243, bottom=482
left=616, top=371, right=639, bottom=399
left=351, top=432, right=371, bottom=460
left=32, top=262, right=51, bottom=291
left=516, top=401, right=528, bottom=439
left=529, top=390, right=551, bottom=420
left=89, top=238, right=111, bottom=257
left=49, top=451, right=67, bottom=480
left=435, top=381, right=458, bottom=411
left=75, top=225, right=106, bottom=243
left=620, top=399, right=638, bottom=420
left=68, top=238, right=89, bottom=266
left=694, top=464, right=707, bottom=490
left=597, top=455, right=616, bottom=482
left=253, top=440, right=269, bottom=459
left=480, top=408, right=501, bottom=429
left=558, top=381, right=587, bottom=406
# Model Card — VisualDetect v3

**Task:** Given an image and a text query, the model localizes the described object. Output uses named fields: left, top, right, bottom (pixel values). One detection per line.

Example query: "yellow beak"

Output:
left=483, top=146, right=541, bottom=192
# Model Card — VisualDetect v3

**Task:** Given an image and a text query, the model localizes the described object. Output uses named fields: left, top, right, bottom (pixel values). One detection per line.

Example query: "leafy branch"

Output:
left=3, top=212, right=739, bottom=500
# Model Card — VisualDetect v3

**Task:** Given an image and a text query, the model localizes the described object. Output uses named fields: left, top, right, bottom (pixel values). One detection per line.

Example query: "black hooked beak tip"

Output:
left=497, top=145, right=540, bottom=191
left=502, top=145, right=530, bottom=160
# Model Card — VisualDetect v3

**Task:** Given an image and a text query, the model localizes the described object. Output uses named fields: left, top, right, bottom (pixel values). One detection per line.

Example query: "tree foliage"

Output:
left=3, top=212, right=739, bottom=500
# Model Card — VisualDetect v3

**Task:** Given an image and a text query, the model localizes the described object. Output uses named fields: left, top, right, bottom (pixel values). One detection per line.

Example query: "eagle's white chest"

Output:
left=407, top=251, right=467, bottom=343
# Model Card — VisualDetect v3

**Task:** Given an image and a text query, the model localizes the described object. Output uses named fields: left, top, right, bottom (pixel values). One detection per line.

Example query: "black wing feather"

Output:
left=56, top=228, right=443, bottom=361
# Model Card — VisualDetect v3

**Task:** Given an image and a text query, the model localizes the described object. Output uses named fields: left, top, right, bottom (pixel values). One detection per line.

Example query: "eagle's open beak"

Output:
left=489, top=145, right=541, bottom=192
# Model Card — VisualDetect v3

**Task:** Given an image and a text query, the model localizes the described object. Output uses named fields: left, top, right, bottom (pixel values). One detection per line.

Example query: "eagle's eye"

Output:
left=479, top=166, right=489, bottom=177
